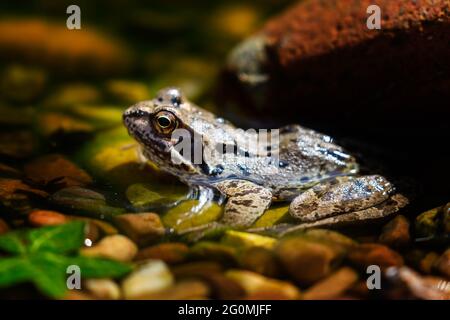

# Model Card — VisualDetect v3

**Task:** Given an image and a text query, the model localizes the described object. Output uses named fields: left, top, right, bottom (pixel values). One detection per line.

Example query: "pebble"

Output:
left=122, top=260, right=174, bottom=299
left=0, top=218, right=9, bottom=234
left=80, top=234, right=137, bottom=262
left=24, top=154, right=93, bottom=189
left=28, top=210, right=69, bottom=227
left=239, top=247, right=281, bottom=278
left=379, top=215, right=410, bottom=247
left=303, top=267, right=359, bottom=300
left=434, top=249, right=450, bottom=279
left=276, top=237, right=344, bottom=285
left=135, top=242, right=189, bottom=264
left=221, top=230, right=277, bottom=250
left=225, top=269, right=301, bottom=300
left=114, top=213, right=165, bottom=246
left=85, top=278, right=121, bottom=300
left=348, top=243, right=404, bottom=270
left=134, top=280, right=210, bottom=300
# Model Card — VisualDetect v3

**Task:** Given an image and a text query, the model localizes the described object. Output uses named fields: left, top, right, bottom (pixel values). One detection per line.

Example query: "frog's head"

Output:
left=123, top=87, right=214, bottom=178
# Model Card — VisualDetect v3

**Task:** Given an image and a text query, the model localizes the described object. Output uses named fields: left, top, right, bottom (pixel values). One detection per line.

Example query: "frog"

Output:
left=123, top=87, right=408, bottom=232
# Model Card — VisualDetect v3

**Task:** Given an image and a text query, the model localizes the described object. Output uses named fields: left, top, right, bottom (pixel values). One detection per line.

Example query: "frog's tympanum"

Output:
left=123, top=88, right=408, bottom=232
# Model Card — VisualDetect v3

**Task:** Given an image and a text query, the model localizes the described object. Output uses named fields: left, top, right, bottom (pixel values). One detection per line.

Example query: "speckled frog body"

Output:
left=123, top=88, right=408, bottom=230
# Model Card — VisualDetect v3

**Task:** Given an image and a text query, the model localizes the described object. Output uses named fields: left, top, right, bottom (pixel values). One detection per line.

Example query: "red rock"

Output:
left=28, top=210, right=69, bottom=227
left=379, top=215, right=410, bottom=247
left=24, top=154, right=93, bottom=189
left=348, top=243, right=404, bottom=270
left=0, top=218, right=9, bottom=234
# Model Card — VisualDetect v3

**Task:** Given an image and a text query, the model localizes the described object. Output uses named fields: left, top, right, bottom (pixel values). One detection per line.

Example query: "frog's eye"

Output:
left=153, top=111, right=178, bottom=134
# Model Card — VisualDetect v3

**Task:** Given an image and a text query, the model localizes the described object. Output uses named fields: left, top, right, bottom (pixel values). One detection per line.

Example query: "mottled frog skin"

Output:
left=123, top=88, right=408, bottom=230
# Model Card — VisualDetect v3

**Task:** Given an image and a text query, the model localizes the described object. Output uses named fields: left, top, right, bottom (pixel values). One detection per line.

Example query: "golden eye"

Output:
left=153, top=111, right=177, bottom=134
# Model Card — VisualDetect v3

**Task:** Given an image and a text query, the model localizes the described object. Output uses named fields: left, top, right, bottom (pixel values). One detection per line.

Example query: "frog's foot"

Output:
left=290, top=175, right=395, bottom=222
left=214, top=179, right=272, bottom=228
left=282, top=193, right=408, bottom=235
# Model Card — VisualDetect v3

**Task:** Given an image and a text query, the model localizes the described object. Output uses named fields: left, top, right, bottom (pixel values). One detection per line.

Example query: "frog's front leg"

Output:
left=289, top=175, right=401, bottom=221
left=214, top=179, right=272, bottom=228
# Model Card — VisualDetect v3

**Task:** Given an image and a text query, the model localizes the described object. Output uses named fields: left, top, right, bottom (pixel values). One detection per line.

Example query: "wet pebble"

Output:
left=0, top=64, right=47, bottom=103
left=114, top=213, right=165, bottom=247
left=135, top=242, right=189, bottom=264
left=50, top=186, right=124, bottom=218
left=225, top=269, right=301, bottom=300
left=134, top=280, right=210, bottom=300
left=104, top=80, right=150, bottom=103
left=122, top=260, right=174, bottom=299
left=239, top=247, right=281, bottom=278
left=85, top=278, right=121, bottom=300
left=348, top=243, right=404, bottom=270
left=221, top=230, right=276, bottom=250
left=276, top=236, right=345, bottom=285
left=25, top=154, right=93, bottom=189
left=379, top=215, right=410, bottom=248
left=434, top=249, right=450, bottom=279
left=28, top=210, right=69, bottom=227
left=0, top=218, right=9, bottom=234
left=303, top=267, right=359, bottom=300
left=80, top=234, right=137, bottom=262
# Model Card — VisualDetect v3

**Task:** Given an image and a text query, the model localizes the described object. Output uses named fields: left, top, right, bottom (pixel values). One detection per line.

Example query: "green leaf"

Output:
left=0, top=231, right=27, bottom=254
left=67, top=256, right=132, bottom=278
left=28, top=221, right=85, bottom=253
left=28, top=253, right=69, bottom=298
left=0, top=257, right=34, bottom=287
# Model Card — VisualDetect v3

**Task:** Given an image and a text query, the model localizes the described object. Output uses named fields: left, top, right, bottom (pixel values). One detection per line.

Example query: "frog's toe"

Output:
left=214, top=180, right=272, bottom=228
left=289, top=175, right=394, bottom=221
left=283, top=193, right=409, bottom=234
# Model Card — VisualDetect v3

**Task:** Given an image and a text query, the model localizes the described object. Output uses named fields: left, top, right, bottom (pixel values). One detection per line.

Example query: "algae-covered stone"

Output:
left=221, top=230, right=276, bottom=250
left=1, top=64, right=46, bottom=103
left=122, top=260, right=174, bottom=299
left=189, top=241, right=238, bottom=265
left=291, top=229, right=357, bottom=249
left=415, top=206, right=442, bottom=237
left=80, top=234, right=137, bottom=262
left=225, top=269, right=301, bottom=300
left=76, top=126, right=185, bottom=191
left=105, top=80, right=150, bottom=103
left=125, top=183, right=186, bottom=209
left=251, top=205, right=290, bottom=228
left=162, top=200, right=222, bottom=232
left=37, top=112, right=94, bottom=137
left=114, top=212, right=165, bottom=246
left=50, top=186, right=125, bottom=219
left=276, top=236, right=345, bottom=285
left=44, top=84, right=101, bottom=108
